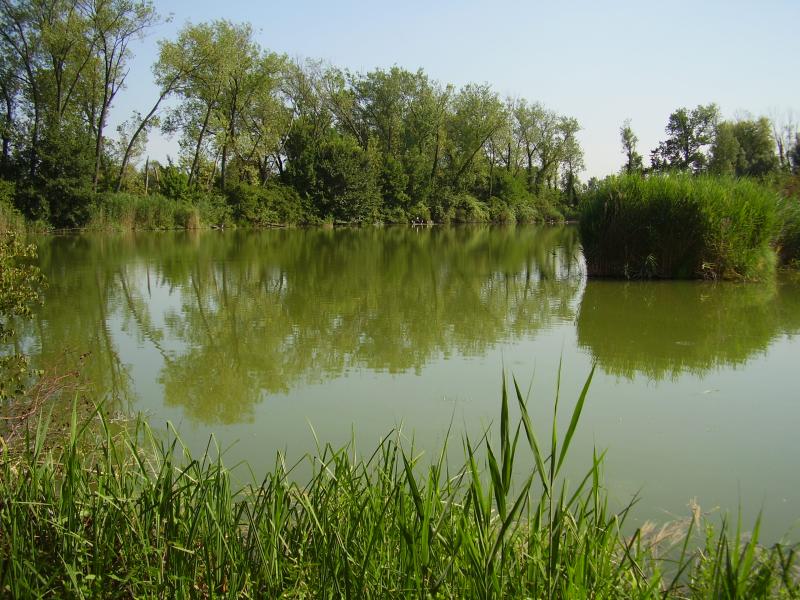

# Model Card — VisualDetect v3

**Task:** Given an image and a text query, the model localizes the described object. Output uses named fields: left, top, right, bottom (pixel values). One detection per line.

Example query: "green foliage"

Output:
left=0, top=180, right=24, bottom=232
left=710, top=118, right=778, bottom=178
left=650, top=104, right=719, bottom=173
left=491, top=170, right=536, bottom=221
left=158, top=162, right=190, bottom=201
left=487, top=197, right=517, bottom=223
left=777, top=194, right=800, bottom=266
left=452, top=192, right=490, bottom=223
left=1, top=3, right=589, bottom=227
left=620, top=119, right=644, bottom=174
left=579, top=174, right=780, bottom=280
left=286, top=125, right=380, bottom=223
left=194, top=192, right=233, bottom=227
left=87, top=192, right=232, bottom=231
left=533, top=188, right=566, bottom=223
left=0, top=229, right=43, bottom=399
left=228, top=182, right=307, bottom=225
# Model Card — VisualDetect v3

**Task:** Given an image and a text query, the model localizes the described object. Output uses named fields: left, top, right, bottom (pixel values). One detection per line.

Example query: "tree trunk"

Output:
left=221, top=144, right=227, bottom=191
left=189, top=102, right=214, bottom=188
left=1, top=91, right=12, bottom=167
left=93, top=98, right=109, bottom=192
left=116, top=85, right=174, bottom=191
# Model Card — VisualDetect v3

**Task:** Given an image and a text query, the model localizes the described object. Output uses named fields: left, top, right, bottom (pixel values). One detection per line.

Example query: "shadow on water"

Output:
left=576, top=276, right=800, bottom=381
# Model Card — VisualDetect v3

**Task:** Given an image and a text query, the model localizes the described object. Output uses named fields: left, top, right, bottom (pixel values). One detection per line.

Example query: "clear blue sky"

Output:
left=113, top=0, right=800, bottom=179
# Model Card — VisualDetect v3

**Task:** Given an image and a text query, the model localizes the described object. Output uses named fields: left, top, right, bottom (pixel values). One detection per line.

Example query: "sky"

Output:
left=112, top=0, right=800, bottom=179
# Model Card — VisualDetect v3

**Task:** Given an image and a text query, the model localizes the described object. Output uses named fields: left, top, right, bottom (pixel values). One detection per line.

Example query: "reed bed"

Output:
left=85, top=193, right=231, bottom=231
left=777, top=195, right=800, bottom=267
left=1, top=368, right=797, bottom=598
left=579, top=175, right=780, bottom=280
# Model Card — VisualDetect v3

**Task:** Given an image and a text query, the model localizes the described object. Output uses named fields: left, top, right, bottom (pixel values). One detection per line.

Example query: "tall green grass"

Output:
left=777, top=195, right=800, bottom=267
left=1, top=369, right=797, bottom=598
left=579, top=175, right=780, bottom=280
left=86, top=192, right=233, bottom=231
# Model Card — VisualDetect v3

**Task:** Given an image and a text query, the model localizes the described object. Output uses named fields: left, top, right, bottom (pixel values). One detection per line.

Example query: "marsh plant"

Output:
left=579, top=174, right=780, bottom=280
left=1, top=365, right=797, bottom=598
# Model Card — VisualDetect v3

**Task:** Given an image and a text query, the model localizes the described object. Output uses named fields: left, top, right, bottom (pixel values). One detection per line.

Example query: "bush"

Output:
left=579, top=174, right=780, bottom=280
left=380, top=205, right=409, bottom=224
left=159, top=163, right=190, bottom=201
left=515, top=204, right=540, bottom=223
left=407, top=202, right=430, bottom=224
left=452, top=193, right=489, bottom=223
left=0, top=180, right=25, bottom=233
left=227, top=182, right=306, bottom=226
left=487, top=196, right=516, bottom=223
left=194, top=192, right=233, bottom=228
left=533, top=188, right=565, bottom=223
left=12, top=180, right=95, bottom=229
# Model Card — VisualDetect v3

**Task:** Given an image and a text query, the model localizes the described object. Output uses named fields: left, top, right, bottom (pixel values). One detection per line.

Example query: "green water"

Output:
left=21, top=226, right=800, bottom=541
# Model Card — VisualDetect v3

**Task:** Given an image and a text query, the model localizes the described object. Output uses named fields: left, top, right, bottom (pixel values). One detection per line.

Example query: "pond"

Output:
left=21, top=225, right=800, bottom=542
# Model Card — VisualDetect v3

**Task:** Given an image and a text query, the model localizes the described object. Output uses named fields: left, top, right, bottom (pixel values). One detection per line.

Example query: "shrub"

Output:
left=407, top=202, right=430, bottom=224
left=515, top=203, right=540, bottom=223
left=227, top=182, right=306, bottom=226
left=380, top=205, right=409, bottom=224
left=0, top=180, right=25, bottom=233
left=487, top=196, right=516, bottom=223
left=533, top=188, right=565, bottom=223
left=452, top=193, right=489, bottom=223
left=159, top=163, right=190, bottom=201
left=193, top=192, right=233, bottom=228
left=579, top=174, right=780, bottom=280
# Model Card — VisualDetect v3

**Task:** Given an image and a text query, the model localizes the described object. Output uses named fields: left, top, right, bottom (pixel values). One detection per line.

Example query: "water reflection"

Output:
left=576, top=279, right=800, bottom=381
left=28, top=226, right=583, bottom=423
left=24, top=227, right=800, bottom=423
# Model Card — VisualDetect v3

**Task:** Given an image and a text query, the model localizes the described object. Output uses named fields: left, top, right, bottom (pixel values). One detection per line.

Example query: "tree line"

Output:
left=3, top=1, right=798, bottom=229
left=1, top=2, right=585, bottom=226
left=617, top=105, right=800, bottom=180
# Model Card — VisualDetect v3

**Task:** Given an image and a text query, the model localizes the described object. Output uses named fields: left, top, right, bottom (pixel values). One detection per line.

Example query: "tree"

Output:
left=708, top=121, right=739, bottom=176
left=650, top=104, right=719, bottom=173
left=710, top=117, right=777, bottom=178
left=559, top=118, right=584, bottom=205
left=769, top=109, right=798, bottom=172
left=284, top=120, right=379, bottom=222
left=731, top=117, right=777, bottom=177
left=444, top=83, right=505, bottom=190
left=161, top=21, right=287, bottom=192
left=789, top=134, right=800, bottom=174
left=86, top=0, right=157, bottom=191
left=0, top=0, right=96, bottom=179
left=513, top=100, right=551, bottom=191
left=115, top=20, right=218, bottom=191
left=619, top=119, right=643, bottom=174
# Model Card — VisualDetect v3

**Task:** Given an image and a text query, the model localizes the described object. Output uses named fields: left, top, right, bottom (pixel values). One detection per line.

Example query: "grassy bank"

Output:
left=84, top=192, right=234, bottom=231
left=579, top=175, right=781, bottom=280
left=2, top=370, right=797, bottom=598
